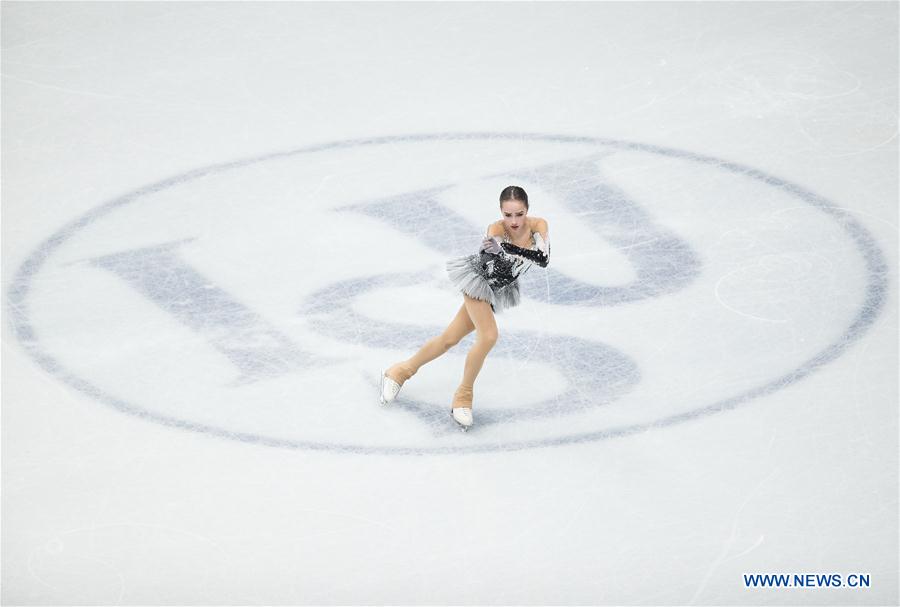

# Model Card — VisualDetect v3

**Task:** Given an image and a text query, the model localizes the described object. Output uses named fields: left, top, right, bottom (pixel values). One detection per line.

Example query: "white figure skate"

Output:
left=380, top=369, right=402, bottom=405
left=450, top=407, right=473, bottom=432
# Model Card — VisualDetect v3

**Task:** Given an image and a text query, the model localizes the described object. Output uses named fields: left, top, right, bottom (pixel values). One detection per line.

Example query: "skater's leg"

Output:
left=453, top=294, right=498, bottom=409
left=386, top=303, right=475, bottom=385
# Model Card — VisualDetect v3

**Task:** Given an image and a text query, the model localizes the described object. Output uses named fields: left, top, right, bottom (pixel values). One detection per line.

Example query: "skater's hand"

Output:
left=481, top=236, right=503, bottom=254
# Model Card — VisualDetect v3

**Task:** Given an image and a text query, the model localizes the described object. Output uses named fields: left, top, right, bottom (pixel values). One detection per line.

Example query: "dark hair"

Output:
left=499, top=185, right=529, bottom=210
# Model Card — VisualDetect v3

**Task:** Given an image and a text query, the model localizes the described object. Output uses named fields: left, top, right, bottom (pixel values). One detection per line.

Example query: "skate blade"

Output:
left=379, top=369, right=387, bottom=405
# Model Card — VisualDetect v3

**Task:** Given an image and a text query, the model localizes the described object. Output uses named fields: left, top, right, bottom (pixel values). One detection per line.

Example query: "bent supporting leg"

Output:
left=453, top=295, right=498, bottom=409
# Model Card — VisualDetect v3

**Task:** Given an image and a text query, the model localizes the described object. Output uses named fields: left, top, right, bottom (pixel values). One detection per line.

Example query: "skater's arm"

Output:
left=481, top=222, right=505, bottom=255
left=534, top=219, right=549, bottom=246
left=500, top=241, right=550, bottom=267
left=534, top=219, right=550, bottom=266
left=533, top=231, right=550, bottom=267
left=500, top=219, right=550, bottom=267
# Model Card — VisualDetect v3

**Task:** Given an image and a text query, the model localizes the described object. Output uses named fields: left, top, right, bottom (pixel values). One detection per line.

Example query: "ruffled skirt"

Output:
left=445, top=254, right=521, bottom=314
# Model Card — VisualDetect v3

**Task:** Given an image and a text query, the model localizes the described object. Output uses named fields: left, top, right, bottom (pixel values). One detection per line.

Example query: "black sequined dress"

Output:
left=445, top=232, right=541, bottom=313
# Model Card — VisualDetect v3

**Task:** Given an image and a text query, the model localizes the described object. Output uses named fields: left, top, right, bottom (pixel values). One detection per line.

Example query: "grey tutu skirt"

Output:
left=445, top=254, right=521, bottom=313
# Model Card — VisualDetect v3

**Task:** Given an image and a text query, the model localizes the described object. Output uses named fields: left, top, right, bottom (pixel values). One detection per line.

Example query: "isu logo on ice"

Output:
left=6, top=133, right=887, bottom=454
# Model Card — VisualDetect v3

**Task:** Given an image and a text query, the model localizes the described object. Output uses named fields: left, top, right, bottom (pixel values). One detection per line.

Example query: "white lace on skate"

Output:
left=380, top=370, right=402, bottom=405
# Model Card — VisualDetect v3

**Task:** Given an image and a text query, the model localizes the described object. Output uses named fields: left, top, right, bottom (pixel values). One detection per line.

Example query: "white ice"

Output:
left=2, top=2, right=897, bottom=605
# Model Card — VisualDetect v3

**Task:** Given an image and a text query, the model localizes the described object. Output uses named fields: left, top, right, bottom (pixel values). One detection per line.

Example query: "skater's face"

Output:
left=501, top=200, right=528, bottom=235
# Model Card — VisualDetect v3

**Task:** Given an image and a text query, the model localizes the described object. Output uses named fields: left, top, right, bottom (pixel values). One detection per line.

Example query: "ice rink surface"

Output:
left=2, top=2, right=898, bottom=605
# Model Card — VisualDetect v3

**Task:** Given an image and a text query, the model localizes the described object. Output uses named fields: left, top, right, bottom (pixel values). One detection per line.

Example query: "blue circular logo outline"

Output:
left=5, top=132, right=890, bottom=455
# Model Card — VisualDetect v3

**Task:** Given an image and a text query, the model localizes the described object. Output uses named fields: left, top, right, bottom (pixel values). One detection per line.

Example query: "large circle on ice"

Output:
left=6, top=133, right=889, bottom=454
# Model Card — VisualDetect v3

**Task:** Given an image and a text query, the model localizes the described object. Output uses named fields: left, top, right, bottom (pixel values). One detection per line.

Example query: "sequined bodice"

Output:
left=478, top=232, right=537, bottom=290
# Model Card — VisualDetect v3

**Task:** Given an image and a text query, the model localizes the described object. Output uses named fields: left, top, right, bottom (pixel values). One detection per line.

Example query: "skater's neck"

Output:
left=504, top=228, right=534, bottom=248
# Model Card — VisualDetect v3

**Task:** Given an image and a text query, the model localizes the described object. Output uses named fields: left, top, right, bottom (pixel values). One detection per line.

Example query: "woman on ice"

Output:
left=379, top=185, right=551, bottom=431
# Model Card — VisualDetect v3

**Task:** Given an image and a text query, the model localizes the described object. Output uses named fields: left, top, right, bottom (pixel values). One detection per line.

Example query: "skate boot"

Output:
left=449, top=385, right=474, bottom=431
left=380, top=362, right=416, bottom=405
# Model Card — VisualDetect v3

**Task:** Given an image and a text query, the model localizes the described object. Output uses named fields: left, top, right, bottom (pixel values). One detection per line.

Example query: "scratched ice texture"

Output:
left=2, top=2, right=897, bottom=605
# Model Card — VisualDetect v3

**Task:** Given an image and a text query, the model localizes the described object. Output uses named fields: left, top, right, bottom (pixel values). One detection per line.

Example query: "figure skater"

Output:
left=379, top=185, right=551, bottom=431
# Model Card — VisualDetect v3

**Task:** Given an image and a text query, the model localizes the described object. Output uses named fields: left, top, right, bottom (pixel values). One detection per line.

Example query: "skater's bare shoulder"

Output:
left=487, top=221, right=505, bottom=237
left=529, top=217, right=549, bottom=235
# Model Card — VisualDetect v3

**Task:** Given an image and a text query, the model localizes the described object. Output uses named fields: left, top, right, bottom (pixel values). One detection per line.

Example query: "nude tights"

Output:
left=386, top=295, right=498, bottom=409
